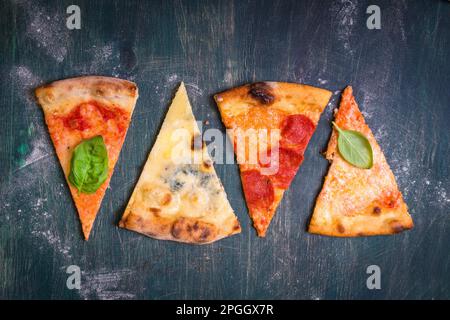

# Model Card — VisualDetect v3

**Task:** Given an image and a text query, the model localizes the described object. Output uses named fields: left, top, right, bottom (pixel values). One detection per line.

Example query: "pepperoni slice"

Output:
left=260, top=147, right=304, bottom=189
left=281, top=114, right=315, bottom=153
left=241, top=170, right=274, bottom=212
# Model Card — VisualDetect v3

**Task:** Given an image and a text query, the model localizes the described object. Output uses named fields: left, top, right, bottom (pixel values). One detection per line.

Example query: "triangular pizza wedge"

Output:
left=119, top=83, right=241, bottom=244
left=308, top=86, right=414, bottom=236
left=35, top=76, right=138, bottom=240
left=214, top=82, right=332, bottom=236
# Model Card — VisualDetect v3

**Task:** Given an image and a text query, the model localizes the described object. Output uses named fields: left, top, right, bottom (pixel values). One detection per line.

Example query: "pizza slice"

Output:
left=35, top=76, right=138, bottom=240
left=308, top=86, right=414, bottom=236
left=214, top=82, right=332, bottom=236
left=119, top=83, right=241, bottom=244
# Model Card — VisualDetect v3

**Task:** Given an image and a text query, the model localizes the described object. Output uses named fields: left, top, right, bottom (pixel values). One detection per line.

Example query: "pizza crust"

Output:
left=35, top=76, right=138, bottom=115
left=215, top=81, right=332, bottom=126
left=308, top=86, right=414, bottom=237
left=120, top=211, right=240, bottom=244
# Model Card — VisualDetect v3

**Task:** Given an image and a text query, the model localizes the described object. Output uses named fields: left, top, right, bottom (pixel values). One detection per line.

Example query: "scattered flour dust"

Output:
left=29, top=198, right=72, bottom=260
left=77, top=42, right=117, bottom=75
left=9, top=65, right=42, bottom=106
left=17, top=135, right=51, bottom=171
left=3, top=64, right=72, bottom=260
left=80, top=269, right=138, bottom=300
left=164, top=74, right=203, bottom=97
left=185, top=83, right=203, bottom=97
left=223, top=59, right=233, bottom=84
left=330, top=0, right=359, bottom=55
left=167, top=74, right=178, bottom=83
left=23, top=2, right=69, bottom=62
left=389, top=157, right=450, bottom=213
left=9, top=65, right=52, bottom=173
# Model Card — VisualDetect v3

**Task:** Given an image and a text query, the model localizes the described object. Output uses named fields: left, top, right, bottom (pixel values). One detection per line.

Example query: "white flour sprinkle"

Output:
left=2, top=64, right=70, bottom=259
left=94, top=44, right=113, bottom=62
left=25, top=5, right=69, bottom=62
left=31, top=228, right=71, bottom=259
left=16, top=136, right=51, bottom=171
left=29, top=197, right=72, bottom=259
left=79, top=43, right=117, bottom=75
left=167, top=74, right=178, bottom=83
left=80, top=269, right=138, bottom=300
left=223, top=59, right=233, bottom=84
left=185, top=83, right=203, bottom=96
left=9, top=65, right=51, bottom=174
left=9, top=65, right=42, bottom=106
left=223, top=70, right=232, bottom=84
left=331, top=0, right=358, bottom=54
left=10, top=66, right=40, bottom=88
left=390, top=156, right=450, bottom=212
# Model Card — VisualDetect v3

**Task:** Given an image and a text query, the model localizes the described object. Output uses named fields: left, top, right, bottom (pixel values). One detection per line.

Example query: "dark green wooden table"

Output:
left=1, top=0, right=449, bottom=299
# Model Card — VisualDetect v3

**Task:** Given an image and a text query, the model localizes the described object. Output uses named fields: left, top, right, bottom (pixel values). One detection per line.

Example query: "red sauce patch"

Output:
left=260, top=147, right=304, bottom=189
left=62, top=105, right=90, bottom=131
left=60, top=101, right=128, bottom=133
left=382, top=191, right=401, bottom=209
left=241, top=170, right=274, bottom=212
left=280, top=114, right=315, bottom=153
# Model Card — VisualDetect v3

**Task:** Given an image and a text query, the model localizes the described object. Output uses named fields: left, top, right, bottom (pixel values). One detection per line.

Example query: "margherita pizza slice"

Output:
left=119, top=83, right=241, bottom=244
left=35, top=76, right=138, bottom=240
left=308, top=86, right=414, bottom=236
left=214, top=82, right=332, bottom=236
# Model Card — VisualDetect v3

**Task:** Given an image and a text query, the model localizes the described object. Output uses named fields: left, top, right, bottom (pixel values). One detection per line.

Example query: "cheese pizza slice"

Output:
left=214, top=82, right=332, bottom=236
left=308, top=86, right=414, bottom=236
left=119, top=83, right=241, bottom=244
left=35, top=76, right=138, bottom=240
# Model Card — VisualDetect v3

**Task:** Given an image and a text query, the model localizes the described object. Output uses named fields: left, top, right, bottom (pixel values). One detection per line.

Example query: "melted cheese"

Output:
left=120, top=83, right=240, bottom=243
left=309, top=86, right=413, bottom=237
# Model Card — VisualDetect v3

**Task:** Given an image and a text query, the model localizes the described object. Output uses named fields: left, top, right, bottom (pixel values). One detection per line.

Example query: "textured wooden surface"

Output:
left=0, top=0, right=449, bottom=299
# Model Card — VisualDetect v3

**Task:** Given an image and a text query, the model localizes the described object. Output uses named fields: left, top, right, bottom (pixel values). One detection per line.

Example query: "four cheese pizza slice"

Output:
left=119, top=83, right=241, bottom=244
left=35, top=76, right=138, bottom=240
left=308, top=86, right=414, bottom=236
left=214, top=82, right=332, bottom=236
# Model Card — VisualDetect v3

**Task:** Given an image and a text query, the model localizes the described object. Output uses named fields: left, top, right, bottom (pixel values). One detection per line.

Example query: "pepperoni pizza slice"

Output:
left=35, top=76, right=138, bottom=240
left=308, top=86, right=413, bottom=236
left=214, top=82, right=332, bottom=236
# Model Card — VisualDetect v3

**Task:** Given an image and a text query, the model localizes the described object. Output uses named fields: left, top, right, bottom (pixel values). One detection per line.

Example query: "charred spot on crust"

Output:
left=171, top=222, right=183, bottom=239
left=249, top=82, right=275, bottom=104
left=337, top=223, right=345, bottom=233
left=199, top=228, right=211, bottom=241
left=390, top=221, right=404, bottom=234
left=120, top=212, right=143, bottom=229
left=373, top=206, right=382, bottom=215
left=143, top=230, right=156, bottom=237
left=191, top=134, right=204, bottom=151
left=149, top=207, right=161, bottom=217
left=202, top=159, right=213, bottom=169
left=171, top=218, right=215, bottom=243
left=233, top=222, right=241, bottom=231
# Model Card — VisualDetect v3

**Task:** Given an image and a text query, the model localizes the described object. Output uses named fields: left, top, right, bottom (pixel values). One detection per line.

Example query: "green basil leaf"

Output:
left=332, top=122, right=373, bottom=169
left=68, top=136, right=109, bottom=194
